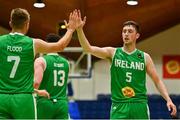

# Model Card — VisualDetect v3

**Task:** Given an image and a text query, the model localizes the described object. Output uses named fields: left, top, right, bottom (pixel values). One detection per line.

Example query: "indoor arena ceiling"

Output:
left=0, top=0, right=179, bottom=47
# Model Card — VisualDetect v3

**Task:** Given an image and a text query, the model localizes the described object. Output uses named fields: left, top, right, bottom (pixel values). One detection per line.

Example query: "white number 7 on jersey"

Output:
left=7, top=56, right=20, bottom=78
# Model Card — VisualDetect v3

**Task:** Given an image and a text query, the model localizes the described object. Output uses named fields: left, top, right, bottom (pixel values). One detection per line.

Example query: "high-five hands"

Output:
left=65, top=9, right=79, bottom=32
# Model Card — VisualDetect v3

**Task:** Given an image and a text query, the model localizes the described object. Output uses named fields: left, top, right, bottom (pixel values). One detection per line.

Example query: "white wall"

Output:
left=137, top=24, right=180, bottom=94
left=72, top=24, right=180, bottom=100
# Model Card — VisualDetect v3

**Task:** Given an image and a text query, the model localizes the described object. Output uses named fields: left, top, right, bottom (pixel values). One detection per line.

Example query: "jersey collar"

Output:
left=47, top=53, right=59, bottom=56
left=10, top=32, right=24, bottom=36
left=122, top=47, right=137, bottom=55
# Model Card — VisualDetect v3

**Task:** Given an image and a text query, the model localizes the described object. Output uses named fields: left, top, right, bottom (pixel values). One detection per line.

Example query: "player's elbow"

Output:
left=34, top=81, right=40, bottom=89
left=57, top=42, right=67, bottom=52
left=83, top=46, right=93, bottom=53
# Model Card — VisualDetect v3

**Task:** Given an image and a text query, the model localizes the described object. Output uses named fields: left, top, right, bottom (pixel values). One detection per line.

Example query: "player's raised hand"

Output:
left=66, top=9, right=78, bottom=32
left=76, top=9, right=86, bottom=29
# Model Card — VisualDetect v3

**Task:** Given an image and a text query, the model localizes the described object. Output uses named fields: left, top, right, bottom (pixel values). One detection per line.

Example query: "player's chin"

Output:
left=124, top=41, right=131, bottom=45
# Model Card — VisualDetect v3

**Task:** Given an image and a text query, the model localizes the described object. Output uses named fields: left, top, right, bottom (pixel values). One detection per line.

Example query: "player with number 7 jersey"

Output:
left=0, top=33, right=34, bottom=94
left=0, top=33, right=36, bottom=119
left=0, top=8, right=77, bottom=119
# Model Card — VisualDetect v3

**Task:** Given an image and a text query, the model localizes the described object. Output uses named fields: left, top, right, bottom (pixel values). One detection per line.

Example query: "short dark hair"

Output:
left=123, top=21, right=140, bottom=33
left=45, top=33, right=61, bottom=43
left=10, top=8, right=30, bottom=29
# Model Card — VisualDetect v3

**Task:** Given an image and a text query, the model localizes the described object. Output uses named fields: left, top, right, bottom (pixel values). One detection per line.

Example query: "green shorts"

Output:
left=0, top=93, right=36, bottom=119
left=110, top=102, right=150, bottom=119
left=37, top=97, right=68, bottom=119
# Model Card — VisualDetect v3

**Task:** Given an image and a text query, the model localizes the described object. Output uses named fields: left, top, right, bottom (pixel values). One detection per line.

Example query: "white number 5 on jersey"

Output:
left=126, top=72, right=132, bottom=82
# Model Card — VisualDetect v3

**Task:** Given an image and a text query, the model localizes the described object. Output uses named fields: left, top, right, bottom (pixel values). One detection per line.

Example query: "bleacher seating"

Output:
left=69, top=94, right=180, bottom=119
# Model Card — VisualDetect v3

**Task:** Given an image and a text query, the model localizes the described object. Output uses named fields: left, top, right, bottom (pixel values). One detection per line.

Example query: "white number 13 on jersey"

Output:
left=53, top=70, right=65, bottom=86
left=126, top=72, right=132, bottom=82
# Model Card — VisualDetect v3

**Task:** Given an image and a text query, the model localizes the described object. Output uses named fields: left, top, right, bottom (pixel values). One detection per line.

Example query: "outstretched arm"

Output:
left=145, top=53, right=177, bottom=117
left=76, top=10, right=115, bottom=60
left=34, top=10, right=78, bottom=54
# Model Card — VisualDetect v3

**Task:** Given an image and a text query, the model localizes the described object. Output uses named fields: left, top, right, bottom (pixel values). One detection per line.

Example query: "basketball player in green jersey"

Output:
left=74, top=10, right=177, bottom=119
left=0, top=8, right=77, bottom=119
left=34, top=33, right=70, bottom=119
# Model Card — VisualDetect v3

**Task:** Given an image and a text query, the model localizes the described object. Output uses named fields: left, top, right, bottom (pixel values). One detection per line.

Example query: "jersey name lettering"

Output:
left=115, top=59, right=144, bottom=71
left=7, top=46, right=22, bottom=52
left=54, top=63, right=64, bottom=67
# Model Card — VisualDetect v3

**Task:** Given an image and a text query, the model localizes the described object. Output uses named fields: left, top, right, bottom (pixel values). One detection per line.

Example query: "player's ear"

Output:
left=9, top=21, right=12, bottom=28
left=136, top=33, right=140, bottom=39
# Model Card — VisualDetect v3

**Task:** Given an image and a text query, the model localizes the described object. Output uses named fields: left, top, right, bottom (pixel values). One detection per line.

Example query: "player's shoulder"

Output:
left=136, top=49, right=150, bottom=57
left=35, top=57, right=46, bottom=63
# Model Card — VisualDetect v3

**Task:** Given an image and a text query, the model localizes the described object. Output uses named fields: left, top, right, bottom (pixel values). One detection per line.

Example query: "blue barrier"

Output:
left=68, top=94, right=180, bottom=119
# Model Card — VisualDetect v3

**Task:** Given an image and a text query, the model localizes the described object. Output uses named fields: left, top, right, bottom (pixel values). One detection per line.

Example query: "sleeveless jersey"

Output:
left=39, top=54, right=69, bottom=100
left=0, top=33, right=34, bottom=93
left=110, top=47, right=147, bottom=103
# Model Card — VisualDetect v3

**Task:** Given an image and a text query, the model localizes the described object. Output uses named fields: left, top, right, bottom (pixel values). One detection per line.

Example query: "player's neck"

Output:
left=11, top=28, right=26, bottom=35
left=123, top=44, right=136, bottom=53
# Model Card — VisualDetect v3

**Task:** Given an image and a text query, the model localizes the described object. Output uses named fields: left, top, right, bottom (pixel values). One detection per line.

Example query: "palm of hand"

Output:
left=77, top=18, right=84, bottom=28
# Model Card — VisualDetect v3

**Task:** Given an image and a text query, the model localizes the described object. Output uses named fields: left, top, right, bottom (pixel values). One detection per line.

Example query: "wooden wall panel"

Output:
left=0, top=0, right=179, bottom=48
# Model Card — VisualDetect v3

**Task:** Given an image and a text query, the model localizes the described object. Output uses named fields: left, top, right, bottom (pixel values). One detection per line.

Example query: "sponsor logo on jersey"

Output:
left=137, top=53, right=143, bottom=59
left=122, top=86, right=135, bottom=98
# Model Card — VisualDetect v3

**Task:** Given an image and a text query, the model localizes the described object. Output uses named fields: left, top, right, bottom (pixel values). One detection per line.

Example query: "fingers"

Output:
left=83, top=16, right=86, bottom=23
left=170, top=105, right=177, bottom=117
left=69, top=12, right=73, bottom=21
left=64, top=20, right=68, bottom=28
left=78, top=10, right=81, bottom=19
left=74, top=9, right=78, bottom=20
left=167, top=104, right=171, bottom=111
left=46, top=92, right=50, bottom=99
left=43, top=90, right=50, bottom=99
left=167, top=103, right=177, bottom=117
left=67, top=9, right=86, bottom=30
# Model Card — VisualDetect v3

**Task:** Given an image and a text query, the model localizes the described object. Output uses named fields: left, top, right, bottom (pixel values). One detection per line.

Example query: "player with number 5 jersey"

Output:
left=75, top=10, right=177, bottom=119
left=111, top=48, right=146, bottom=103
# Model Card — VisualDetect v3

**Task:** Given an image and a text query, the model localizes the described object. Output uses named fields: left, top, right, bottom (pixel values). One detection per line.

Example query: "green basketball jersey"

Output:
left=39, top=54, right=69, bottom=100
left=110, top=47, right=147, bottom=103
left=0, top=33, right=34, bottom=93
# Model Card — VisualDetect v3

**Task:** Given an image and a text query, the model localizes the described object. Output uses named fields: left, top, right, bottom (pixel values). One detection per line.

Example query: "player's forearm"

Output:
left=34, top=75, right=42, bottom=89
left=34, top=82, right=40, bottom=89
left=155, top=80, right=172, bottom=102
left=57, top=29, right=74, bottom=51
left=77, top=28, right=92, bottom=53
left=34, top=71, right=43, bottom=89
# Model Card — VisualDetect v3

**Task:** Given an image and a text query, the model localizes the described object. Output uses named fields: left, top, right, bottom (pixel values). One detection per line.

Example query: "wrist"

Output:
left=166, top=98, right=172, bottom=103
left=34, top=88, right=39, bottom=94
left=76, top=27, right=83, bottom=32
left=67, top=28, right=75, bottom=33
